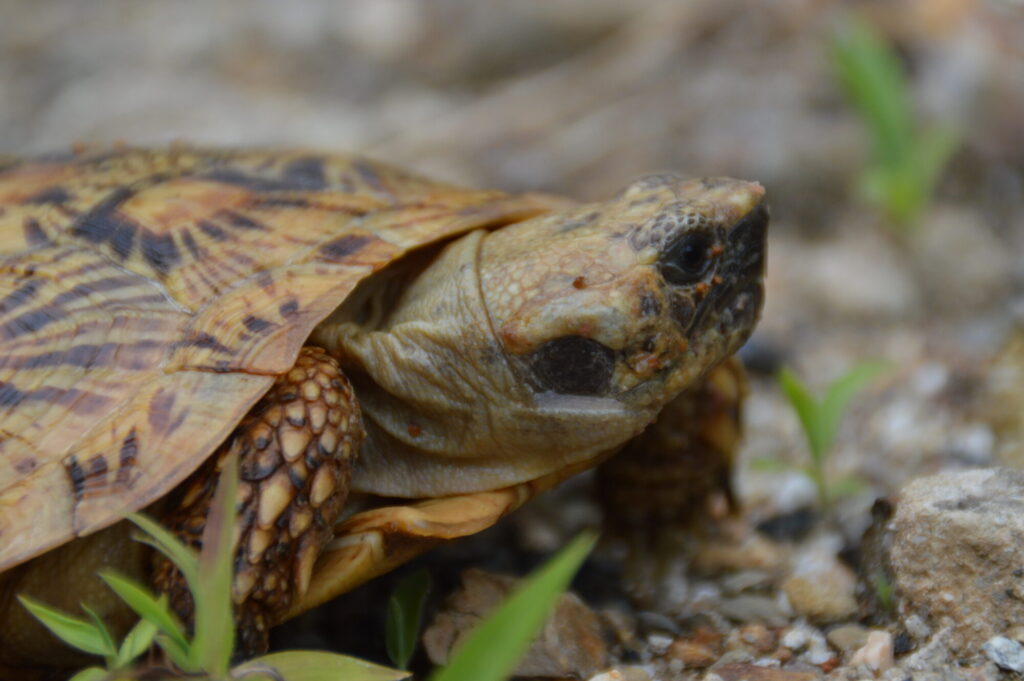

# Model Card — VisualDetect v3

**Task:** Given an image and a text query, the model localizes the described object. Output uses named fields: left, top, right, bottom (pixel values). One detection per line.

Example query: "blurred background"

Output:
left=4, top=0, right=1024, bottom=673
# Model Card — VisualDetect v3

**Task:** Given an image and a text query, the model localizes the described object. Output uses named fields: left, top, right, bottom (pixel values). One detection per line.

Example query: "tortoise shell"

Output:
left=0, top=147, right=550, bottom=571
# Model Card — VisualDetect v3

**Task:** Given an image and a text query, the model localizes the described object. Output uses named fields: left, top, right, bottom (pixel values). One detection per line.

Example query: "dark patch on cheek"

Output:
left=529, top=335, right=616, bottom=396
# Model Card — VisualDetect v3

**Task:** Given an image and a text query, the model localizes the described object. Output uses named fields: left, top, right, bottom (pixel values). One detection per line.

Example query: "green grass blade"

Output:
left=831, top=15, right=913, bottom=168
left=236, top=651, right=411, bottom=681
left=427, top=531, right=597, bottom=681
left=777, top=367, right=826, bottom=463
left=128, top=513, right=199, bottom=590
left=98, top=571, right=191, bottom=666
left=17, top=595, right=114, bottom=658
left=819, top=361, right=888, bottom=456
left=116, top=614, right=160, bottom=667
left=385, top=569, right=432, bottom=670
left=68, top=667, right=109, bottom=681
left=192, top=452, right=239, bottom=676
left=153, top=632, right=194, bottom=671
left=81, top=603, right=119, bottom=667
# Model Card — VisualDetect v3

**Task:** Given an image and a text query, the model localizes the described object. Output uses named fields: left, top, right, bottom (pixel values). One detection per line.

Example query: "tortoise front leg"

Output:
left=154, top=345, right=364, bottom=655
left=595, top=357, right=746, bottom=599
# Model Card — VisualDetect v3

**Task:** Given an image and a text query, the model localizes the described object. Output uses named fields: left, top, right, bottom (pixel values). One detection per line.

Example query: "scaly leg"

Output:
left=595, top=357, right=746, bottom=601
left=153, top=345, right=364, bottom=654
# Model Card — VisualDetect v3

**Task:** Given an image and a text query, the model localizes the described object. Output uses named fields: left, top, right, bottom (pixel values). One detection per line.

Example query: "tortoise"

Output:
left=0, top=147, right=767, bottom=674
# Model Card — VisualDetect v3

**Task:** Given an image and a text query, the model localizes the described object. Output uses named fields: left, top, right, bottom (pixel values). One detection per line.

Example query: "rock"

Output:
left=888, top=468, right=1024, bottom=654
left=669, top=626, right=723, bottom=669
left=982, top=636, right=1024, bottom=672
left=826, top=624, right=869, bottom=653
left=646, top=633, right=674, bottom=656
left=422, top=568, right=608, bottom=679
left=737, top=624, right=777, bottom=654
left=778, top=623, right=831, bottom=666
left=708, top=663, right=819, bottom=681
left=669, top=640, right=719, bottom=669
left=693, top=531, right=790, bottom=576
left=718, top=595, right=790, bottom=627
left=587, top=667, right=653, bottom=681
left=781, top=537, right=858, bottom=622
left=849, top=631, right=894, bottom=672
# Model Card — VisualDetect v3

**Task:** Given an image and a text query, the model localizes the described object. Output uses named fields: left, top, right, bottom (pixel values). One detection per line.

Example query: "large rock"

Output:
left=889, top=468, right=1024, bottom=655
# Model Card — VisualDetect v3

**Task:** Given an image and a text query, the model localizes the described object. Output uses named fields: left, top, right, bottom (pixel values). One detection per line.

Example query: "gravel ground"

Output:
left=4, top=0, right=1024, bottom=679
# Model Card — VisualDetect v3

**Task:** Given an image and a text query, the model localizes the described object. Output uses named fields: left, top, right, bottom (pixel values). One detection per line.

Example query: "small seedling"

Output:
left=831, top=15, right=959, bottom=228
left=386, top=569, right=432, bottom=670
left=872, top=573, right=895, bottom=614
left=776, top=361, right=888, bottom=509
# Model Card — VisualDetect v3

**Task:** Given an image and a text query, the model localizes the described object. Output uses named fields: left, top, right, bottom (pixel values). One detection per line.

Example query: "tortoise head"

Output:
left=326, top=174, right=766, bottom=497
left=479, top=174, right=767, bottom=414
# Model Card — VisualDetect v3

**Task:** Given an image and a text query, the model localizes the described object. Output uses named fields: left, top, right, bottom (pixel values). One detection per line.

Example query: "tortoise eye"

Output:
left=530, top=335, right=615, bottom=396
left=661, top=232, right=713, bottom=286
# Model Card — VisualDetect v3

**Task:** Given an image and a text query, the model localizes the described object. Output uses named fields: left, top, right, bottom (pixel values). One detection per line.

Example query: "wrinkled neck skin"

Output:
left=312, top=230, right=656, bottom=498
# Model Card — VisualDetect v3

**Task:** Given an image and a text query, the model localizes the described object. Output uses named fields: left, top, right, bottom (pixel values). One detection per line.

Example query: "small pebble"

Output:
left=668, top=640, right=718, bottom=669
left=780, top=623, right=813, bottom=651
left=587, top=667, right=652, bottom=681
left=903, top=613, right=932, bottom=641
left=826, top=623, right=869, bottom=653
left=849, top=631, right=894, bottom=672
left=739, top=624, right=777, bottom=653
left=983, top=635, right=1024, bottom=672
left=637, top=611, right=680, bottom=636
left=718, top=595, right=789, bottom=626
left=647, top=633, right=674, bottom=655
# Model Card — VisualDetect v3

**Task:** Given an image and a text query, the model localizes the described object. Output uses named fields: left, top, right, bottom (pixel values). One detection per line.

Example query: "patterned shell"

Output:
left=0, top=148, right=548, bottom=571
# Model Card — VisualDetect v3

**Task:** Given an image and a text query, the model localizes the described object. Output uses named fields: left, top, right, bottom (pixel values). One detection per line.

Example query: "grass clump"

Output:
left=831, top=15, right=959, bottom=228
left=21, top=451, right=596, bottom=681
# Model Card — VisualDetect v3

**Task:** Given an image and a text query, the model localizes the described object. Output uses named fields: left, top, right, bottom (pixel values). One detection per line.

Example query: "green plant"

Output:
left=831, top=15, right=959, bottom=228
left=776, top=362, right=888, bottom=509
left=21, top=451, right=597, bottom=681
left=19, top=453, right=408, bottom=681
left=428, top=531, right=596, bottom=681
left=385, top=569, right=432, bottom=670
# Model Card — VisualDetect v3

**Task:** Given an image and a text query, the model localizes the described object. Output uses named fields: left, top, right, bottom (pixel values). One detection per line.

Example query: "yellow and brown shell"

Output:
left=0, top=147, right=550, bottom=571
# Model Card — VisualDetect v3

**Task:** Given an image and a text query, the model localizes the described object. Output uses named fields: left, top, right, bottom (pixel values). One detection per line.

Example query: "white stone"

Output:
left=983, top=636, right=1024, bottom=672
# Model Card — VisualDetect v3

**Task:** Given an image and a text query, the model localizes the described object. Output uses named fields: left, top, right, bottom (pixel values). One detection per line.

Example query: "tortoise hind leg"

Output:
left=154, top=345, right=364, bottom=655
